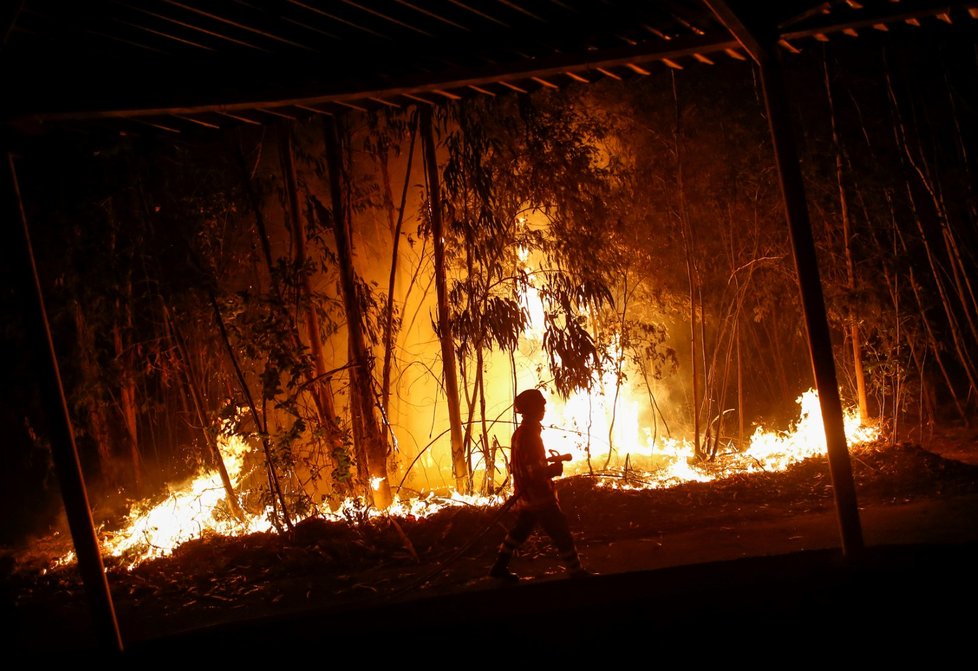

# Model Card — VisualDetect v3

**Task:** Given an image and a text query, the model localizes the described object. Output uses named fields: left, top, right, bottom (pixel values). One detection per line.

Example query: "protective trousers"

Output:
left=493, top=499, right=582, bottom=572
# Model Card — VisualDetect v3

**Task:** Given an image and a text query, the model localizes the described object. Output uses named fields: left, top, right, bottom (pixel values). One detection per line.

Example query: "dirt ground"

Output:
left=4, top=428, right=978, bottom=659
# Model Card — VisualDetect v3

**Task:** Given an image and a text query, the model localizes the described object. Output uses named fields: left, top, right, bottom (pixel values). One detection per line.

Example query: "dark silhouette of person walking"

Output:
left=488, top=388, right=591, bottom=581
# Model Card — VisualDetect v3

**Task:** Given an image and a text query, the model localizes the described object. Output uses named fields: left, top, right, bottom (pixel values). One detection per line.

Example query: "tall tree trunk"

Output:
left=823, top=53, right=870, bottom=424
left=113, top=294, right=142, bottom=490
left=604, top=274, right=630, bottom=470
left=234, top=136, right=350, bottom=484
left=71, top=301, right=116, bottom=484
left=885, top=62, right=978, bottom=398
left=671, top=71, right=702, bottom=459
left=420, top=107, right=468, bottom=492
left=905, top=182, right=978, bottom=395
left=323, top=116, right=393, bottom=509
left=381, top=113, right=419, bottom=418
left=887, top=192, right=969, bottom=421
left=736, top=317, right=744, bottom=448
left=280, top=125, right=340, bottom=427
left=476, top=351, right=493, bottom=495
left=163, top=304, right=244, bottom=520
left=209, top=291, right=293, bottom=530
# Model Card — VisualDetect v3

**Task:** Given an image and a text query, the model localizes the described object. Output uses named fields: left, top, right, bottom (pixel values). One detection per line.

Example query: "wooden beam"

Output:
left=12, top=1, right=971, bottom=126
left=394, top=0, right=471, bottom=31
left=705, top=0, right=865, bottom=558
left=702, top=0, right=768, bottom=63
left=172, top=114, right=220, bottom=129
left=367, top=97, right=401, bottom=108
left=288, top=0, right=388, bottom=39
left=2, top=0, right=25, bottom=48
left=432, top=89, right=462, bottom=100
left=293, top=103, right=334, bottom=115
left=724, top=47, right=747, bottom=61
left=110, top=17, right=217, bottom=51
left=338, top=0, right=433, bottom=37
left=126, top=5, right=269, bottom=51
left=778, top=38, right=802, bottom=54
left=498, top=80, right=528, bottom=93
left=217, top=110, right=262, bottom=125
left=5, top=152, right=124, bottom=653
left=531, top=76, right=560, bottom=89
left=254, top=107, right=297, bottom=119
left=161, top=0, right=316, bottom=50
left=781, top=0, right=978, bottom=42
left=9, top=31, right=742, bottom=123
left=467, top=84, right=497, bottom=96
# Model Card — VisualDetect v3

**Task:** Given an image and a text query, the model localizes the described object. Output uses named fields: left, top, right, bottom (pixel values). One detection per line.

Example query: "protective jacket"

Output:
left=511, top=419, right=562, bottom=509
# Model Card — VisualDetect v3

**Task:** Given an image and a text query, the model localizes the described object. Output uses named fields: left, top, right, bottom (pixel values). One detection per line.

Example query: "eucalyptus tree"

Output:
left=435, top=88, right=632, bottom=490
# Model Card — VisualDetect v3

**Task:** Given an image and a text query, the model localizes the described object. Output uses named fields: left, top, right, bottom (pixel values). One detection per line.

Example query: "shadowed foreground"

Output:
left=124, top=541, right=977, bottom=661
left=7, top=437, right=978, bottom=660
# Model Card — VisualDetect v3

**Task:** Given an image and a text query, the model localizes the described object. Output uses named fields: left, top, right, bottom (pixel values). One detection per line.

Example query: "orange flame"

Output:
left=65, top=387, right=874, bottom=571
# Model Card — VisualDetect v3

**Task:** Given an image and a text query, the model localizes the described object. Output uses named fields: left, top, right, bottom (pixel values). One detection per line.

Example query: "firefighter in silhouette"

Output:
left=489, top=388, right=591, bottom=581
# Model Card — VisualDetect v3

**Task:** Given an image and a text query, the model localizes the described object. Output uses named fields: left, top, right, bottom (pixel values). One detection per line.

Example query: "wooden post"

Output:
left=759, top=50, right=864, bottom=556
left=419, top=106, right=468, bottom=492
left=6, top=152, right=124, bottom=652
left=704, top=1, right=864, bottom=556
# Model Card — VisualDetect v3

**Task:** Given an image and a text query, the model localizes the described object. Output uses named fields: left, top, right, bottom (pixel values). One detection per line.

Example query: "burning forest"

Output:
left=2, top=10, right=978, bottom=656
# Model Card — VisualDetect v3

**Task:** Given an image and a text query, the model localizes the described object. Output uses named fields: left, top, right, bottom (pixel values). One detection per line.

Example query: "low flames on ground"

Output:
left=62, top=388, right=878, bottom=570
left=14, top=423, right=978, bottom=655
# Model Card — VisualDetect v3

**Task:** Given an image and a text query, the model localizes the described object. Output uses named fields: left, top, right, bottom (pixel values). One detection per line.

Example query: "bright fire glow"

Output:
left=539, top=388, right=876, bottom=490
left=54, top=238, right=879, bottom=571
left=95, top=433, right=274, bottom=569
left=66, top=386, right=875, bottom=571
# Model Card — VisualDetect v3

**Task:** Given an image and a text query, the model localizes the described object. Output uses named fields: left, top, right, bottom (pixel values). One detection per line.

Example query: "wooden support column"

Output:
left=705, top=2, right=864, bottom=556
left=5, top=152, right=124, bottom=651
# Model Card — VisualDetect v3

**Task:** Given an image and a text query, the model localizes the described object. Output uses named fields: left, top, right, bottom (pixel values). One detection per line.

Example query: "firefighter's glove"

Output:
left=546, top=460, right=564, bottom=478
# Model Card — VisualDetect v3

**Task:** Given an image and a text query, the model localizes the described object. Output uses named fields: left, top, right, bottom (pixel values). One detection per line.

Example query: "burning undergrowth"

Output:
left=44, top=390, right=877, bottom=572
left=4, top=434, right=978, bottom=651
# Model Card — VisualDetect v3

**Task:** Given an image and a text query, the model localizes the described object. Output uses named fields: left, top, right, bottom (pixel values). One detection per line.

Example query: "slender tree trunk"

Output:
left=899, top=109, right=978, bottom=344
left=885, top=62, right=978, bottom=398
left=671, top=71, right=702, bottom=459
left=737, top=316, right=744, bottom=447
left=323, top=116, right=393, bottom=509
left=887, top=192, right=969, bottom=421
left=209, top=291, right=292, bottom=530
left=163, top=304, right=244, bottom=520
left=236, top=135, right=343, bottom=430
left=823, top=53, right=870, bottom=423
left=113, top=295, right=142, bottom=490
left=71, top=301, right=115, bottom=484
left=419, top=107, right=468, bottom=492
left=604, top=274, right=629, bottom=470
left=477, top=353, right=493, bottom=495
left=280, top=124, right=340, bottom=427
left=381, top=113, right=419, bottom=417
left=905, top=182, right=978, bottom=395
